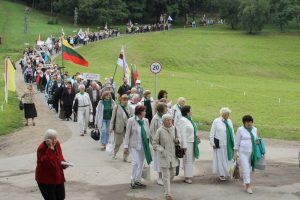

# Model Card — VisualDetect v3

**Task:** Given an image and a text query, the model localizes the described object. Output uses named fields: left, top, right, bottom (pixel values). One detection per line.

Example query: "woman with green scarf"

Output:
left=124, top=105, right=152, bottom=189
left=234, top=115, right=259, bottom=194
left=179, top=105, right=200, bottom=184
left=209, top=107, right=235, bottom=181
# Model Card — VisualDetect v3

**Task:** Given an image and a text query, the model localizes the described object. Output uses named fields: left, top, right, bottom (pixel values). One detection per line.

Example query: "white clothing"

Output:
left=183, top=142, right=194, bottom=177
left=74, top=92, right=93, bottom=110
left=210, top=117, right=235, bottom=177
left=78, top=106, right=90, bottom=133
left=171, top=104, right=182, bottom=129
left=130, top=147, right=145, bottom=182
left=234, top=126, right=258, bottom=185
left=179, top=117, right=195, bottom=149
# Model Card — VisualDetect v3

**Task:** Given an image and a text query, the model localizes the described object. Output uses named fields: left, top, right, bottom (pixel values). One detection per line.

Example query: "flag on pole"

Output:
left=130, top=64, right=139, bottom=86
left=117, top=46, right=129, bottom=80
left=4, top=58, right=16, bottom=104
left=62, top=38, right=89, bottom=67
left=78, top=28, right=85, bottom=40
left=133, top=65, right=138, bottom=85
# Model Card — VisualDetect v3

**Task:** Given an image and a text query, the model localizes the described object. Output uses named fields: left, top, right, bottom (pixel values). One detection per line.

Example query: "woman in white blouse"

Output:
left=179, top=105, right=200, bottom=184
left=209, top=107, right=235, bottom=181
left=234, top=115, right=259, bottom=194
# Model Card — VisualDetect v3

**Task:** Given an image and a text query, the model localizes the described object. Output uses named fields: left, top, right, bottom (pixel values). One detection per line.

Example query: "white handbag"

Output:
left=106, top=134, right=115, bottom=156
left=256, top=156, right=266, bottom=170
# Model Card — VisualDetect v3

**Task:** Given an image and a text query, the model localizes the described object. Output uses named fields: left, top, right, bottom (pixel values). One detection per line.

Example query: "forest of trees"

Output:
left=23, top=0, right=300, bottom=33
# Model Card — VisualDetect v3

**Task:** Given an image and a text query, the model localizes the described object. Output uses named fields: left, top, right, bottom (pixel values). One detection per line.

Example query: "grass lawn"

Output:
left=56, top=27, right=300, bottom=140
left=0, top=0, right=77, bottom=135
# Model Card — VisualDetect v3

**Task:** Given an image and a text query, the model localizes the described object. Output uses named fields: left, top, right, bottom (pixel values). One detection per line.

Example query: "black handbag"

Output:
left=19, top=100, right=24, bottom=110
left=175, top=128, right=185, bottom=158
left=90, top=129, right=100, bottom=141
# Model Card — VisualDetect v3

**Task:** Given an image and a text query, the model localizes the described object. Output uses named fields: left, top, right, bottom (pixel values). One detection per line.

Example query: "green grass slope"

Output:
left=58, top=27, right=300, bottom=140
left=0, top=0, right=76, bottom=135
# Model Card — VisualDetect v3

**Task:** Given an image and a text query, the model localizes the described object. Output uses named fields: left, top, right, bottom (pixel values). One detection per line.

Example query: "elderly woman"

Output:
left=140, top=90, right=155, bottom=123
left=124, top=105, right=152, bottom=189
left=150, top=103, right=168, bottom=186
left=35, top=129, right=69, bottom=200
left=234, top=115, right=259, bottom=194
left=110, top=94, right=133, bottom=160
left=73, top=84, right=92, bottom=136
left=171, top=97, right=186, bottom=129
left=95, top=91, right=115, bottom=150
left=21, top=84, right=38, bottom=126
left=153, top=114, right=179, bottom=200
left=179, top=105, right=200, bottom=184
left=61, top=82, right=75, bottom=121
left=209, top=107, right=235, bottom=181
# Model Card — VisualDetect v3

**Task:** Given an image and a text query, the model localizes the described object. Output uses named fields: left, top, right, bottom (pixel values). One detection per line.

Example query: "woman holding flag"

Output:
left=124, top=105, right=152, bottom=189
left=209, top=107, right=235, bottom=181
left=234, top=115, right=259, bottom=194
left=179, top=105, right=200, bottom=184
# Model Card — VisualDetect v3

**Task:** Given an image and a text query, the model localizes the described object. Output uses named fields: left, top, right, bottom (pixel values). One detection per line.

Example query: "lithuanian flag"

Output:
left=62, top=38, right=89, bottom=67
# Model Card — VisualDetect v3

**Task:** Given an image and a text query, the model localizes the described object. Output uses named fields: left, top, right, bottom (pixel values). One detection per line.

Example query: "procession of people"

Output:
left=18, top=32, right=268, bottom=200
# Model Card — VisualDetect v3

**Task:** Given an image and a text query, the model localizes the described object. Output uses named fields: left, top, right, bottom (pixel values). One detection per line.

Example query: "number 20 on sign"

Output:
left=150, top=62, right=162, bottom=74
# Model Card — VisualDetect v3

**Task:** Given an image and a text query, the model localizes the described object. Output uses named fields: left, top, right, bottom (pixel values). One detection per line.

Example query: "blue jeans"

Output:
left=100, top=120, right=110, bottom=145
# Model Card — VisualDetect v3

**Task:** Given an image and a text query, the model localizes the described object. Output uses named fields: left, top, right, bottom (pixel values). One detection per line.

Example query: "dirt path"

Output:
left=0, top=62, right=299, bottom=200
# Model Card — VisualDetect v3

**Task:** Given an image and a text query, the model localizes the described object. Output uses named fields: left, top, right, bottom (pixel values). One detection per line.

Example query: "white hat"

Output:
left=136, top=80, right=141, bottom=84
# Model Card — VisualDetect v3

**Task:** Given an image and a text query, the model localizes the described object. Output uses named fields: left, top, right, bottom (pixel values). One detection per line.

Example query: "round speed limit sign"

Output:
left=150, top=62, right=162, bottom=74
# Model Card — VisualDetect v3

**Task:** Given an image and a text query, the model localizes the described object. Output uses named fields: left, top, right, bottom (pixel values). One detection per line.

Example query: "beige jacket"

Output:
left=110, top=104, right=133, bottom=134
left=22, top=90, right=37, bottom=104
left=153, top=126, right=179, bottom=168
left=124, top=116, right=150, bottom=149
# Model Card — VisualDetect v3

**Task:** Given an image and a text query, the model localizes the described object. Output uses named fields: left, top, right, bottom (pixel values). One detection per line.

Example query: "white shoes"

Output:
left=246, top=187, right=253, bottom=194
left=157, top=178, right=164, bottom=186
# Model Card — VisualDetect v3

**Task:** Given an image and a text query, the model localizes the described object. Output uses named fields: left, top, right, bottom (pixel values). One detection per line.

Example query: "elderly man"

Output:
left=153, top=114, right=179, bottom=200
left=171, top=97, right=186, bottom=129
left=209, top=107, right=235, bottom=181
left=110, top=94, right=133, bottom=161
left=74, top=84, right=92, bottom=136
left=117, top=77, right=131, bottom=97
left=134, top=80, right=144, bottom=98
left=87, top=81, right=101, bottom=126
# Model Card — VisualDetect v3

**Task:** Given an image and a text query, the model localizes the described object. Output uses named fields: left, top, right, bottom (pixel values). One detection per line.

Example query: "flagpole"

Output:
left=111, top=64, right=118, bottom=84
left=61, top=37, right=65, bottom=75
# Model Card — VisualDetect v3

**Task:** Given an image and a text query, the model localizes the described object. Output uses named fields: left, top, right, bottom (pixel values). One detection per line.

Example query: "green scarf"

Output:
left=137, top=118, right=152, bottom=165
left=223, top=119, right=234, bottom=161
left=184, top=116, right=200, bottom=159
left=157, top=112, right=163, bottom=118
left=245, top=126, right=257, bottom=171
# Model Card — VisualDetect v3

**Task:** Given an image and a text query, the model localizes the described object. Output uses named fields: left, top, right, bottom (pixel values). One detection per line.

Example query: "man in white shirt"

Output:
left=171, top=97, right=186, bottom=129
left=74, top=84, right=92, bottom=136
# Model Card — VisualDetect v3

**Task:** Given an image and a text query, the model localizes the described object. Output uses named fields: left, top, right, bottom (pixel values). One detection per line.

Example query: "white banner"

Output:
left=82, top=73, right=100, bottom=81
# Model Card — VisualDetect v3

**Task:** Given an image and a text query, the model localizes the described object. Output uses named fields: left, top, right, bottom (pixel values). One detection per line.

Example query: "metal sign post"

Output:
left=150, top=61, right=162, bottom=99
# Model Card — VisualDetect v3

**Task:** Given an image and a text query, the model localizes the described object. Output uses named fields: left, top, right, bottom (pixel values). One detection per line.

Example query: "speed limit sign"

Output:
left=150, top=61, right=162, bottom=74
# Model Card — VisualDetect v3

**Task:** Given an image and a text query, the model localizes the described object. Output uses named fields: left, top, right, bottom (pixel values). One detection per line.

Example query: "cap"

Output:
left=136, top=80, right=141, bottom=84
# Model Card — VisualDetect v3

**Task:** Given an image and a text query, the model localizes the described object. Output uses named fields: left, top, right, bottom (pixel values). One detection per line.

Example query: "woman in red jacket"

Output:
left=35, top=129, right=69, bottom=200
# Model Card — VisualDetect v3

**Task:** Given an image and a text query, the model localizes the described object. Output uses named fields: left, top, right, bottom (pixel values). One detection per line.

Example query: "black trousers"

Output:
left=53, top=98, right=59, bottom=113
left=38, top=183, right=65, bottom=200
left=64, top=105, right=73, bottom=119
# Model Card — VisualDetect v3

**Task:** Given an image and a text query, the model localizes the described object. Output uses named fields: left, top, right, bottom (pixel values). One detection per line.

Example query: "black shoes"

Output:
left=131, top=181, right=146, bottom=189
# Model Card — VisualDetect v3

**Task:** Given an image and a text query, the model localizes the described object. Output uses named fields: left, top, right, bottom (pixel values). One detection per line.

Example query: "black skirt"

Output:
left=24, top=103, right=37, bottom=119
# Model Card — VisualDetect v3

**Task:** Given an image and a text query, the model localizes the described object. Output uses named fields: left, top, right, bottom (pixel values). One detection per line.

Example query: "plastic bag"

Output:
left=106, top=134, right=115, bottom=156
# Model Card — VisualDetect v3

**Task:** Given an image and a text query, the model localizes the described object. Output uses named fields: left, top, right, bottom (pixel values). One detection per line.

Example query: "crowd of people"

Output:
left=19, top=36, right=266, bottom=200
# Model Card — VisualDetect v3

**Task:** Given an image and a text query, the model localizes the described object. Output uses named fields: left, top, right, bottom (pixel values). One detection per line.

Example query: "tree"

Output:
left=270, top=0, right=293, bottom=31
left=125, top=0, right=146, bottom=22
left=239, top=0, right=270, bottom=34
left=289, top=0, right=300, bottom=28
left=219, top=0, right=241, bottom=29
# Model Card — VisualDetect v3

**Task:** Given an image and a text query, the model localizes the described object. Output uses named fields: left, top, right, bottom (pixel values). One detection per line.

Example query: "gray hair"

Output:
left=177, top=97, right=186, bottom=104
left=162, top=114, right=172, bottom=122
left=78, top=84, right=85, bottom=90
left=44, top=129, right=58, bottom=141
left=219, top=107, right=232, bottom=115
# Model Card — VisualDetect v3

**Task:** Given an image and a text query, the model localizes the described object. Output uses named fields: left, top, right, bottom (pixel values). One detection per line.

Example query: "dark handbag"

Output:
left=214, top=138, right=220, bottom=149
left=47, top=96, right=54, bottom=104
left=175, top=128, right=185, bottom=158
left=19, top=100, right=24, bottom=110
left=91, top=129, right=100, bottom=141
left=233, top=163, right=240, bottom=179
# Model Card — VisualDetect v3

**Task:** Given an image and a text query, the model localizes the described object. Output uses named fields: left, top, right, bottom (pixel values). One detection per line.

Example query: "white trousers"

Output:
left=130, top=148, right=145, bottom=182
left=161, top=167, right=175, bottom=196
left=183, top=142, right=195, bottom=178
left=239, top=151, right=252, bottom=184
left=78, top=107, right=89, bottom=133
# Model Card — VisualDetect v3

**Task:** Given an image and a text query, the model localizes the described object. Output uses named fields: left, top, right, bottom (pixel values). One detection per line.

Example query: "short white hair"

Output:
left=78, top=84, right=85, bottom=90
left=220, top=107, right=232, bottom=115
left=177, top=97, right=186, bottom=104
left=162, top=114, right=172, bottom=122
left=44, top=129, right=58, bottom=141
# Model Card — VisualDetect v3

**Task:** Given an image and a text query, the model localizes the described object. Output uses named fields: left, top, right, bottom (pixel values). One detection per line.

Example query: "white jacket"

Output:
left=178, top=117, right=195, bottom=149
left=209, top=117, right=234, bottom=147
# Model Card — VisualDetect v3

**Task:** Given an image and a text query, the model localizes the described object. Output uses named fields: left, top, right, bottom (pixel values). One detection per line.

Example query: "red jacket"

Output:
left=35, top=141, right=66, bottom=184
